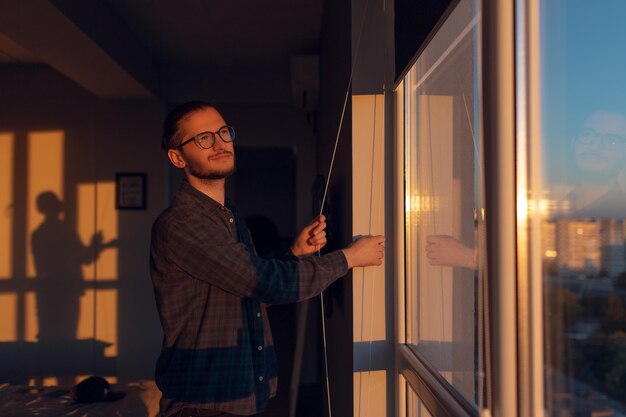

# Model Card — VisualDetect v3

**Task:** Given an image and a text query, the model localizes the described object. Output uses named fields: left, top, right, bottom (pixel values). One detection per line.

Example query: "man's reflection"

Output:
left=31, top=191, right=115, bottom=342
left=426, top=234, right=476, bottom=269
left=567, top=110, right=626, bottom=218
left=425, top=111, right=626, bottom=269
left=426, top=209, right=478, bottom=270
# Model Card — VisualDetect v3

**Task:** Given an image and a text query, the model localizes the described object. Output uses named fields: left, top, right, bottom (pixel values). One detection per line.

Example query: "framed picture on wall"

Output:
left=116, top=172, right=147, bottom=210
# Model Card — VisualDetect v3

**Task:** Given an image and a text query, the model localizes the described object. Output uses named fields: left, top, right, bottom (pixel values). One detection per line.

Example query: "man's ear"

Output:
left=167, top=149, right=186, bottom=169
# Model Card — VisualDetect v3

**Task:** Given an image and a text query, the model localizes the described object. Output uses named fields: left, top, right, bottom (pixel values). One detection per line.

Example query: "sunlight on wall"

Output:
left=28, top=377, right=60, bottom=386
left=353, top=266, right=386, bottom=342
left=352, top=95, right=387, bottom=417
left=74, top=375, right=118, bottom=385
left=43, top=377, right=58, bottom=386
left=352, top=94, right=386, bottom=343
left=26, top=131, right=64, bottom=278
left=78, top=289, right=118, bottom=357
left=0, top=133, right=14, bottom=279
left=354, top=370, right=386, bottom=417
left=24, top=291, right=38, bottom=342
left=77, top=182, right=118, bottom=280
left=0, top=294, right=17, bottom=341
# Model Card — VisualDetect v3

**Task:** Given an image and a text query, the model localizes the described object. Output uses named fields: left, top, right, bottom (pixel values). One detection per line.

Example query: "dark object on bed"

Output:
left=75, top=376, right=126, bottom=402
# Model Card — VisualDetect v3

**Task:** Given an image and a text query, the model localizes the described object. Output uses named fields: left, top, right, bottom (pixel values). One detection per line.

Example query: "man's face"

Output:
left=171, top=107, right=236, bottom=180
left=574, top=110, right=626, bottom=179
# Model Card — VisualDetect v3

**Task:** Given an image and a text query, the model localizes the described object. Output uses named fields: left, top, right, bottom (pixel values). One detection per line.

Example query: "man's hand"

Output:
left=90, top=231, right=104, bottom=248
left=426, top=235, right=477, bottom=269
left=341, top=235, right=385, bottom=268
left=291, top=215, right=328, bottom=257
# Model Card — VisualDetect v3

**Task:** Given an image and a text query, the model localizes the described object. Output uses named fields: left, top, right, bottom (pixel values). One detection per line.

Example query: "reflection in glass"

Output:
left=404, top=0, right=484, bottom=408
left=540, top=1, right=626, bottom=414
left=407, top=385, right=434, bottom=417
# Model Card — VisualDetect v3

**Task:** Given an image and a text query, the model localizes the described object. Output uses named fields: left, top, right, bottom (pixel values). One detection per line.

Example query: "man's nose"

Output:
left=588, top=137, right=603, bottom=150
left=213, top=136, right=226, bottom=150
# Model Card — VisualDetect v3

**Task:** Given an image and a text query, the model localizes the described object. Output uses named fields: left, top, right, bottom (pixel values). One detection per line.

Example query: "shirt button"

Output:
left=229, top=218, right=234, bottom=223
left=258, top=376, right=264, bottom=382
left=256, top=312, right=261, bottom=318
left=258, top=345, right=263, bottom=351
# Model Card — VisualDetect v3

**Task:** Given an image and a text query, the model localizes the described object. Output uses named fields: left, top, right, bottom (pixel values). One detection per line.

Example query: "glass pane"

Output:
left=539, top=0, right=626, bottom=414
left=404, top=0, right=484, bottom=408
left=407, top=384, right=434, bottom=417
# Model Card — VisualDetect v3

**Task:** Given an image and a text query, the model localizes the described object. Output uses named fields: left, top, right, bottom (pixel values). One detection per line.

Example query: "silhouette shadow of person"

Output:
left=31, top=191, right=116, bottom=344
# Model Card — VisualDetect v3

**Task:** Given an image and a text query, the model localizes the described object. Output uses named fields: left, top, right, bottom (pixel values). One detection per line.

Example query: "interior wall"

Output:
left=317, top=0, right=398, bottom=416
left=351, top=0, right=397, bottom=416
left=318, top=0, right=354, bottom=415
left=220, top=105, right=317, bottom=232
left=0, top=65, right=166, bottom=384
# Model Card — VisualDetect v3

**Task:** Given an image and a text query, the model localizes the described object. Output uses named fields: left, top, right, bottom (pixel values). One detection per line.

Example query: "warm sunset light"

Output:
left=353, top=266, right=386, bottom=342
left=26, top=131, right=64, bottom=278
left=78, top=289, right=118, bottom=357
left=354, top=370, right=387, bottom=417
left=352, top=94, right=386, bottom=343
left=25, top=291, right=38, bottom=342
left=352, top=93, right=388, bottom=417
left=0, top=133, right=14, bottom=279
left=544, top=250, right=557, bottom=258
left=0, top=294, right=17, bottom=342
left=77, top=182, right=118, bottom=280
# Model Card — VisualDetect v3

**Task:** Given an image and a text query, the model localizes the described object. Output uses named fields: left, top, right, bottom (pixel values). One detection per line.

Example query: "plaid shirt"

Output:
left=150, top=181, right=348, bottom=416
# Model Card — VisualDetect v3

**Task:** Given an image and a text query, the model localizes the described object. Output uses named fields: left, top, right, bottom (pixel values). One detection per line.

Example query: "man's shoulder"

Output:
left=152, top=194, right=223, bottom=236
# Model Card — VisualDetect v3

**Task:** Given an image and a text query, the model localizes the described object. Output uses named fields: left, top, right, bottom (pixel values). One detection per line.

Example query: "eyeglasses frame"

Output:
left=575, top=127, right=626, bottom=147
left=177, top=125, right=235, bottom=149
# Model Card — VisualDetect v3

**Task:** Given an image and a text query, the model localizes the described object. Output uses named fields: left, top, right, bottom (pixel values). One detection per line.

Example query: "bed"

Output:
left=0, top=379, right=160, bottom=417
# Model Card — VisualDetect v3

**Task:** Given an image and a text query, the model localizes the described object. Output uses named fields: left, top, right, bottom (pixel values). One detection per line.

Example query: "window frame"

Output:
left=394, top=1, right=523, bottom=416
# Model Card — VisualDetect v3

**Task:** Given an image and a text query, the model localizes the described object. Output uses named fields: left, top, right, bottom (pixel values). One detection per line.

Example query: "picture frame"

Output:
left=115, top=172, right=147, bottom=210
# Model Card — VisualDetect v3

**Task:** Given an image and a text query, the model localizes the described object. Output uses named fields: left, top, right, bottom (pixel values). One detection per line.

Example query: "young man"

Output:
left=150, top=101, right=385, bottom=417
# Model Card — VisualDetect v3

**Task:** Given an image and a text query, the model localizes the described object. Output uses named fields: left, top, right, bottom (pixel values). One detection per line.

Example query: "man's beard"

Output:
left=187, top=154, right=236, bottom=180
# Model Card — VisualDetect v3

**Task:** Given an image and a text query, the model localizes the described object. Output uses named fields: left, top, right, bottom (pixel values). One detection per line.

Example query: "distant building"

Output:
left=542, top=219, right=626, bottom=279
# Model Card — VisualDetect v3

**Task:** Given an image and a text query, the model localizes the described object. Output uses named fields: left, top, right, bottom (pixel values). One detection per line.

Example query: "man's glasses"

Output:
left=576, top=128, right=626, bottom=148
left=178, top=126, right=235, bottom=149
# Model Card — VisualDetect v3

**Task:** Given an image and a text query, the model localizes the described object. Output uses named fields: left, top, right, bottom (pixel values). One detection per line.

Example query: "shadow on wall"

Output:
left=0, top=192, right=117, bottom=386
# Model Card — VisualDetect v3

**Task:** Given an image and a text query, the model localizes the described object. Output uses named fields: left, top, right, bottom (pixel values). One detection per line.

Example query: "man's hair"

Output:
left=162, top=101, right=215, bottom=151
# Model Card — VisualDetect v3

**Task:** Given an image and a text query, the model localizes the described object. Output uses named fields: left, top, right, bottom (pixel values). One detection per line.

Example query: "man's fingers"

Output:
left=303, top=215, right=327, bottom=235
left=311, top=222, right=326, bottom=236
left=308, top=240, right=327, bottom=247
left=308, top=230, right=326, bottom=241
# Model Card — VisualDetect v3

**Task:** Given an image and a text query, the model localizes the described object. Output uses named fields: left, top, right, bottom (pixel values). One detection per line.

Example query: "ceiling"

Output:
left=104, top=0, right=324, bottom=67
left=0, top=0, right=325, bottom=101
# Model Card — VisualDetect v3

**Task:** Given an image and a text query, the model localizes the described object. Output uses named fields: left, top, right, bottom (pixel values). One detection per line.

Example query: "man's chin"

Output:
left=191, top=166, right=237, bottom=180
left=575, top=166, right=619, bottom=181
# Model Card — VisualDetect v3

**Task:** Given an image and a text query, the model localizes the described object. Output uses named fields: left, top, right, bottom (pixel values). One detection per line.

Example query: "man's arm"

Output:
left=152, top=215, right=383, bottom=305
left=290, top=214, right=386, bottom=266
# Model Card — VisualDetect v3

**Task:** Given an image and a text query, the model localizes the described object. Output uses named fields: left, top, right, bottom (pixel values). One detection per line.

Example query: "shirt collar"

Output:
left=177, top=180, right=230, bottom=213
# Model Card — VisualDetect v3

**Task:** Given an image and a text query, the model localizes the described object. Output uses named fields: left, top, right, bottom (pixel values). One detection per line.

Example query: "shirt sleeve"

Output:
left=151, top=214, right=348, bottom=304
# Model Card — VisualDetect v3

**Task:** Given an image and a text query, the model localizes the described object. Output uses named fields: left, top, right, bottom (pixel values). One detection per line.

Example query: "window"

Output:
left=533, top=0, right=626, bottom=414
left=401, top=0, right=485, bottom=413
